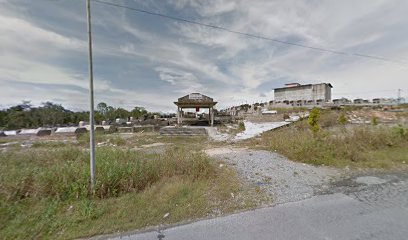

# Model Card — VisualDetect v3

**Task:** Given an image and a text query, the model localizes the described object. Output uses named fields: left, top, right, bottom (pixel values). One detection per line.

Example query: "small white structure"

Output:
left=116, top=118, right=127, bottom=124
left=19, top=129, right=38, bottom=135
left=4, top=130, right=18, bottom=136
left=55, top=127, right=87, bottom=134
left=262, top=110, right=278, bottom=115
left=102, top=125, right=116, bottom=133
left=79, top=121, right=89, bottom=127
left=285, top=116, right=301, bottom=122
left=19, top=128, right=51, bottom=136
left=84, top=125, right=105, bottom=132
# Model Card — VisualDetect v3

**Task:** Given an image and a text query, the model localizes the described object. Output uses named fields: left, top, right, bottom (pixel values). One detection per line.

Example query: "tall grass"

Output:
left=0, top=144, right=257, bottom=239
left=245, top=124, right=408, bottom=168
left=0, top=147, right=214, bottom=201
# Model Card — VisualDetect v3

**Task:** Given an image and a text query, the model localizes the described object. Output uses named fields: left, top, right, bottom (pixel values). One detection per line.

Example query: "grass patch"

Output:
left=0, top=144, right=254, bottom=239
left=242, top=122, right=408, bottom=168
left=77, top=132, right=127, bottom=147
left=31, top=141, right=72, bottom=148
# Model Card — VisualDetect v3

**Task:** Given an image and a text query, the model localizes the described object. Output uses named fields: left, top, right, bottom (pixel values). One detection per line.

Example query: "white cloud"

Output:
left=1, top=0, right=408, bottom=112
left=0, top=15, right=85, bottom=51
left=155, top=67, right=202, bottom=93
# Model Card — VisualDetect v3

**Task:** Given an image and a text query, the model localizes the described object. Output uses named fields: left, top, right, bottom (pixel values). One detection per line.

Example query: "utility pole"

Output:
left=86, top=0, right=96, bottom=189
left=397, top=89, right=402, bottom=105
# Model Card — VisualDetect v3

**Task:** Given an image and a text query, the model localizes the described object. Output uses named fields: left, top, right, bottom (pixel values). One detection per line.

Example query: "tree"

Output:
left=114, top=108, right=130, bottom=119
left=97, top=102, right=108, bottom=116
left=40, top=102, right=66, bottom=126
left=131, top=107, right=147, bottom=119
left=0, top=110, right=7, bottom=128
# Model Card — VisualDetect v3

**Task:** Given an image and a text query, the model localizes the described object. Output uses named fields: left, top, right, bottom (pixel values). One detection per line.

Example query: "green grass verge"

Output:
left=0, top=145, right=256, bottom=239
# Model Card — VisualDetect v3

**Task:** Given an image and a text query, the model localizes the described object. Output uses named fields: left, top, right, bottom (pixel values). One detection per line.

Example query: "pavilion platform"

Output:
left=159, top=126, right=208, bottom=136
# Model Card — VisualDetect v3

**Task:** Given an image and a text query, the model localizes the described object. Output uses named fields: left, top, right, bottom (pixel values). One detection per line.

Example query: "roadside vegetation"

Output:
left=243, top=109, right=408, bottom=168
left=0, top=135, right=259, bottom=239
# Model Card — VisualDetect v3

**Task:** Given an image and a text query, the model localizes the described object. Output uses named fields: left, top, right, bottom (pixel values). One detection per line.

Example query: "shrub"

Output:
left=238, top=122, right=245, bottom=132
left=371, top=116, right=379, bottom=126
left=308, top=108, right=320, bottom=134
left=393, top=124, right=408, bottom=140
left=337, top=112, right=348, bottom=125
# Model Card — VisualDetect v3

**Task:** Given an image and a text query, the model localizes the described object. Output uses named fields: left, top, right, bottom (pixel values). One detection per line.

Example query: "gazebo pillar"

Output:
left=177, top=107, right=181, bottom=125
left=210, top=107, right=214, bottom=126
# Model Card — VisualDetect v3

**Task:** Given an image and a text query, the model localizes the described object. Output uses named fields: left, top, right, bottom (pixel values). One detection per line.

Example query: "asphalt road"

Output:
left=104, top=173, right=408, bottom=240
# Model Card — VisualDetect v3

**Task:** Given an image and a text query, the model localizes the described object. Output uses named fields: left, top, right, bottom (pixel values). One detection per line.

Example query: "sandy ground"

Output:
left=205, top=147, right=340, bottom=204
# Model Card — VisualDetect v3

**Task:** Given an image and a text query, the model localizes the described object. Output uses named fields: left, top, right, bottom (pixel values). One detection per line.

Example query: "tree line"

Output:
left=0, top=101, right=157, bottom=130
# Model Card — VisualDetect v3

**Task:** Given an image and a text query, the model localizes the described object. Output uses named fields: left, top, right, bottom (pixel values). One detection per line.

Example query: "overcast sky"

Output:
left=1, top=0, right=407, bottom=112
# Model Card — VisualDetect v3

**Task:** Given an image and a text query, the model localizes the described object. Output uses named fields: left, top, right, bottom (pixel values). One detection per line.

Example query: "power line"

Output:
left=93, top=0, right=406, bottom=65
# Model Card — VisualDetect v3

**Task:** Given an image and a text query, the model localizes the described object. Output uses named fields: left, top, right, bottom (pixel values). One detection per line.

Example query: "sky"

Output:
left=0, top=0, right=407, bottom=112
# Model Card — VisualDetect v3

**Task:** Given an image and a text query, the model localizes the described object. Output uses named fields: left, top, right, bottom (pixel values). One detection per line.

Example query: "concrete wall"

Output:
left=274, top=83, right=331, bottom=103
left=275, top=85, right=313, bottom=102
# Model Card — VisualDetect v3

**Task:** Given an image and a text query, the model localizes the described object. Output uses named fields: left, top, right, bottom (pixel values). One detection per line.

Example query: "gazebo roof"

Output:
left=174, top=93, right=217, bottom=108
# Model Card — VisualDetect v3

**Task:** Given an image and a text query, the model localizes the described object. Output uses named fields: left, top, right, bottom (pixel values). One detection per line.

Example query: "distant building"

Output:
left=372, top=98, right=397, bottom=105
left=274, top=83, right=333, bottom=106
left=333, top=98, right=351, bottom=105
left=353, top=98, right=370, bottom=104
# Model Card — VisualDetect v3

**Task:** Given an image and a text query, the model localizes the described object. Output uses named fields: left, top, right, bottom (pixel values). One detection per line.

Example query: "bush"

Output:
left=247, top=124, right=408, bottom=168
left=371, top=116, right=379, bottom=126
left=337, top=112, right=348, bottom=125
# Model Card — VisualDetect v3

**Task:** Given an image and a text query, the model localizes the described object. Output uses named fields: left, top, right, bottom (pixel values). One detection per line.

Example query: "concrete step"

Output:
left=160, top=127, right=208, bottom=136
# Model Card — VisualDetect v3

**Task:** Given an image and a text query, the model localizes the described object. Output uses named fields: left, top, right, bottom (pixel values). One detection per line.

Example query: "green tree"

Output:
left=114, top=108, right=130, bottom=119
left=308, top=108, right=320, bottom=134
left=131, top=107, right=147, bottom=119
left=0, top=110, right=7, bottom=128
left=97, top=102, right=108, bottom=116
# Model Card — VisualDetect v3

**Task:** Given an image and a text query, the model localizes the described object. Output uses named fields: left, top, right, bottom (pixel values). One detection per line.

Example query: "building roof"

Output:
left=174, top=93, right=217, bottom=108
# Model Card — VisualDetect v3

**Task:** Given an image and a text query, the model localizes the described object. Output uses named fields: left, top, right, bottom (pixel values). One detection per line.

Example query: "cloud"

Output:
left=0, top=15, right=85, bottom=52
left=155, top=67, right=202, bottom=92
left=1, top=0, right=408, bottom=112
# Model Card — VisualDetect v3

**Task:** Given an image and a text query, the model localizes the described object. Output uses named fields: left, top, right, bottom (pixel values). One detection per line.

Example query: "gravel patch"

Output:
left=205, top=147, right=340, bottom=204
left=355, top=176, right=388, bottom=185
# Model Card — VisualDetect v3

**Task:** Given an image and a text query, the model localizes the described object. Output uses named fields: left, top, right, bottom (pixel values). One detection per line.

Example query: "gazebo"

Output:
left=174, top=93, right=217, bottom=126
